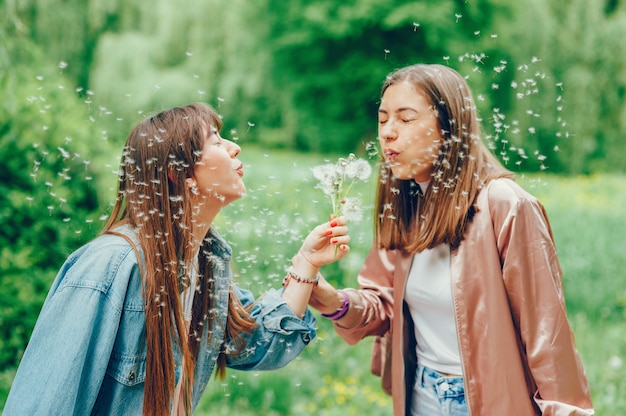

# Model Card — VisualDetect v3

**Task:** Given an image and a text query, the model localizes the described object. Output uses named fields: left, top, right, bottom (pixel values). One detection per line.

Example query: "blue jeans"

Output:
left=410, top=364, right=468, bottom=416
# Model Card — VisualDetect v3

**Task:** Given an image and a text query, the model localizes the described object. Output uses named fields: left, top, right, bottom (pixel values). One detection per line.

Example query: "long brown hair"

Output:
left=375, top=64, right=514, bottom=253
left=104, top=103, right=256, bottom=415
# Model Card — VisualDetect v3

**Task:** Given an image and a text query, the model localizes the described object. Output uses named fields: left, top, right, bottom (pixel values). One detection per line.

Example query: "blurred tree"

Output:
left=5, top=0, right=626, bottom=172
left=461, top=0, right=626, bottom=173
left=0, top=7, right=117, bottom=370
left=89, top=0, right=273, bottom=143
left=262, top=0, right=489, bottom=153
left=545, top=0, right=626, bottom=173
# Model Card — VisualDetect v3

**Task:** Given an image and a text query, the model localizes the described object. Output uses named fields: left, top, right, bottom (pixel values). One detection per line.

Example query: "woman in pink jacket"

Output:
left=309, top=64, right=594, bottom=415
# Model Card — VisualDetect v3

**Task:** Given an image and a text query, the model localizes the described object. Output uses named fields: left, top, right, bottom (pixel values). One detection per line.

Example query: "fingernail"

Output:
left=325, top=230, right=333, bottom=236
left=330, top=220, right=338, bottom=227
left=331, top=238, right=338, bottom=244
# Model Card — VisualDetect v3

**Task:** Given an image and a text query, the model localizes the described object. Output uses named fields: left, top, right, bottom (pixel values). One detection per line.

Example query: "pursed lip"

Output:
left=383, top=148, right=399, bottom=161
left=235, top=162, right=244, bottom=176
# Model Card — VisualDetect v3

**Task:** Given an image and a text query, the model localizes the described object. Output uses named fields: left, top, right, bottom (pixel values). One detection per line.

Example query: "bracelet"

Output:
left=321, top=290, right=349, bottom=320
left=282, top=266, right=320, bottom=286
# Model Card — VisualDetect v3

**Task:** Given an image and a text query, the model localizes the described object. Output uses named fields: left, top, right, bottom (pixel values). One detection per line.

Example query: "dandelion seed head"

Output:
left=311, top=154, right=371, bottom=222
left=341, top=198, right=364, bottom=222
left=345, top=158, right=372, bottom=181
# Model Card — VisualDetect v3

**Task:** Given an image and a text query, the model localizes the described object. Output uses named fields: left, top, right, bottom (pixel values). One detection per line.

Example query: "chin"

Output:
left=225, top=190, right=246, bottom=205
left=234, top=184, right=246, bottom=197
left=390, top=167, right=411, bottom=180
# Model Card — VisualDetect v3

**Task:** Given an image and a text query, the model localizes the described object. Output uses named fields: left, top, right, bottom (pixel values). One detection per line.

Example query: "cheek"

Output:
left=426, top=138, right=442, bottom=155
left=414, top=125, right=441, bottom=150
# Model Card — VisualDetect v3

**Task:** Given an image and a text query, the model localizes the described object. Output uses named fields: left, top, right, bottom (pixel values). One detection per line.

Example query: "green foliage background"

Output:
left=1, top=0, right=626, bottom=414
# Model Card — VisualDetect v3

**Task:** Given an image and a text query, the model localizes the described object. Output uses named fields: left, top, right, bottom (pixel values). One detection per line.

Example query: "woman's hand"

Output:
left=292, top=216, right=350, bottom=277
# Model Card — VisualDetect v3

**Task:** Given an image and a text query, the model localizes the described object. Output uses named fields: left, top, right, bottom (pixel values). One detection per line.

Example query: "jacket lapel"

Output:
left=391, top=252, right=414, bottom=415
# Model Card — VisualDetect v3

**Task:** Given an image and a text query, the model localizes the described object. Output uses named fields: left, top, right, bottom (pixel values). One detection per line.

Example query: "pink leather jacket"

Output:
left=333, top=178, right=594, bottom=415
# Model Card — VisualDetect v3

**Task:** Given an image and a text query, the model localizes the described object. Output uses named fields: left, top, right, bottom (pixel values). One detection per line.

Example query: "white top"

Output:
left=404, top=243, right=463, bottom=375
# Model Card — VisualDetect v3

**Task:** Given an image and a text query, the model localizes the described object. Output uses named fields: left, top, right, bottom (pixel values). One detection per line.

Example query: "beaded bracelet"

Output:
left=282, top=266, right=320, bottom=287
left=321, top=290, right=349, bottom=320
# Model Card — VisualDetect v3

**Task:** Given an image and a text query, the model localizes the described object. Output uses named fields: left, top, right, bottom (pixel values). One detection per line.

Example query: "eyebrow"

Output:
left=378, top=107, right=419, bottom=114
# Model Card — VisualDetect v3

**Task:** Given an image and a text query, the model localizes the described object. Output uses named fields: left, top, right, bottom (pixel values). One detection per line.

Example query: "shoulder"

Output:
left=484, top=178, right=537, bottom=203
left=54, top=232, right=140, bottom=296
left=479, top=178, right=543, bottom=213
left=478, top=178, right=551, bottom=234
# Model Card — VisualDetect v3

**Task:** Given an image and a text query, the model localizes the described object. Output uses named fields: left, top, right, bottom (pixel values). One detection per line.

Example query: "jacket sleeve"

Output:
left=332, top=245, right=397, bottom=345
left=225, top=287, right=317, bottom=371
left=491, top=184, right=594, bottom=415
left=4, top=246, right=135, bottom=415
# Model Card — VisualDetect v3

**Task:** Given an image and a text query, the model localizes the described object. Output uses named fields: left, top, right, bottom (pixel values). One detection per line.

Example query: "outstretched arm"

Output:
left=281, top=216, right=350, bottom=318
left=309, top=244, right=397, bottom=344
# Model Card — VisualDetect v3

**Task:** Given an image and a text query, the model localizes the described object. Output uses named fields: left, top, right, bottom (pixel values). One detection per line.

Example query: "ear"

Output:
left=185, top=177, right=197, bottom=190
left=167, top=165, right=178, bottom=184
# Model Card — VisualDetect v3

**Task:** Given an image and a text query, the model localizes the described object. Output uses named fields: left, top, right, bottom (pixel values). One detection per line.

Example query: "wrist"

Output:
left=321, top=290, right=349, bottom=320
left=291, top=252, right=320, bottom=278
left=283, top=266, right=320, bottom=286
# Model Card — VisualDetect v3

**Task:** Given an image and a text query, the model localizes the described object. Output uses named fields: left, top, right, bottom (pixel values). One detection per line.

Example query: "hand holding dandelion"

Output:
left=312, top=153, right=372, bottom=223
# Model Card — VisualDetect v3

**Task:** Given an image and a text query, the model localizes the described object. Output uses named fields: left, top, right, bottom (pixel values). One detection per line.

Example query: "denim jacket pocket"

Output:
left=107, top=351, right=146, bottom=387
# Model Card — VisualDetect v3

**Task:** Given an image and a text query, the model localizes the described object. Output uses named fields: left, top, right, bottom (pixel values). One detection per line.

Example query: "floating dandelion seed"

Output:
left=365, top=141, right=379, bottom=158
left=608, top=355, right=623, bottom=370
left=413, top=22, right=420, bottom=31
left=58, top=147, right=70, bottom=159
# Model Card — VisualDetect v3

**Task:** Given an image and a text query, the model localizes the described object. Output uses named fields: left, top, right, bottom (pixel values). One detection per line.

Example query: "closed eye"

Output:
left=209, top=130, right=223, bottom=146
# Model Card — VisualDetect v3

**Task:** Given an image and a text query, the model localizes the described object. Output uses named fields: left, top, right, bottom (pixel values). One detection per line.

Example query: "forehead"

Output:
left=380, top=82, right=429, bottom=109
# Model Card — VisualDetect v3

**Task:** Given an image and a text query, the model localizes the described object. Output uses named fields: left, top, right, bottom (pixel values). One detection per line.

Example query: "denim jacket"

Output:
left=4, top=226, right=316, bottom=415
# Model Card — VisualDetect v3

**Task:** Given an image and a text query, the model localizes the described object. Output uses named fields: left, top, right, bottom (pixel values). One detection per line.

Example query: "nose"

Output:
left=379, top=121, right=397, bottom=143
left=225, top=139, right=241, bottom=158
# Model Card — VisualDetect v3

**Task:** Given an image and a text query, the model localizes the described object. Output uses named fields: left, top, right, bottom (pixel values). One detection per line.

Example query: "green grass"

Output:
left=2, top=146, right=624, bottom=414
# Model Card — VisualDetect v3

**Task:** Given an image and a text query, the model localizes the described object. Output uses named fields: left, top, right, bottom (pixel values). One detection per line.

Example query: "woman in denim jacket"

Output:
left=5, top=103, right=351, bottom=415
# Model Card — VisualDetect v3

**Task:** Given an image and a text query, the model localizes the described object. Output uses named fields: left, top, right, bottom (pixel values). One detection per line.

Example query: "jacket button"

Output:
left=129, top=372, right=136, bottom=381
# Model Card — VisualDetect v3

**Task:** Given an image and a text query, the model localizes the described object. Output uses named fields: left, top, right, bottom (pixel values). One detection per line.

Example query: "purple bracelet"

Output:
left=321, top=290, right=349, bottom=320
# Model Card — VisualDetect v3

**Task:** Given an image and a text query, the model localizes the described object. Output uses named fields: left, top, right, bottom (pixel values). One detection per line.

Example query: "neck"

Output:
left=189, top=198, right=222, bottom=254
